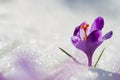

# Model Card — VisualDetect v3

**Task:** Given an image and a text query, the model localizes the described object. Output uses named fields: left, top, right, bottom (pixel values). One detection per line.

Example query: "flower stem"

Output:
left=94, top=48, right=105, bottom=68
left=88, top=56, right=92, bottom=67
left=59, top=47, right=80, bottom=64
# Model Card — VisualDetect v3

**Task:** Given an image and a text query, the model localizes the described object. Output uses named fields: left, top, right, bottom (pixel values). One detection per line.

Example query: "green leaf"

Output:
left=59, top=47, right=79, bottom=63
left=94, top=48, right=105, bottom=68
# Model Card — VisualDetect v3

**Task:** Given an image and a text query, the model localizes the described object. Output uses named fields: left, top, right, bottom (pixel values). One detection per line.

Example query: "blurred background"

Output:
left=0, top=0, right=120, bottom=73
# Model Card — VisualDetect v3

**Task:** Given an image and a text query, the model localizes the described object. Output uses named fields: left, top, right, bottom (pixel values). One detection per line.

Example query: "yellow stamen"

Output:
left=81, top=23, right=89, bottom=41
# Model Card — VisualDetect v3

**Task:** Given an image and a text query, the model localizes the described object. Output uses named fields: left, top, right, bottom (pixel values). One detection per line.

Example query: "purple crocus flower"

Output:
left=71, top=17, right=113, bottom=66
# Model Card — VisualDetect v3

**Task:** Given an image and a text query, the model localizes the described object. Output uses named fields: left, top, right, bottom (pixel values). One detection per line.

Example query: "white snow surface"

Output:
left=0, top=0, right=120, bottom=80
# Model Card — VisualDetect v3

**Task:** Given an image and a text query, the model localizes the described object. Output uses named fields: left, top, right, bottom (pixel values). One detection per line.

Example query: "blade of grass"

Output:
left=59, top=47, right=79, bottom=63
left=94, top=48, right=105, bottom=68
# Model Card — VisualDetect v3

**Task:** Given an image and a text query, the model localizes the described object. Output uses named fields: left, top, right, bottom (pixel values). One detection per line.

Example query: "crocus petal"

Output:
left=71, top=36, right=90, bottom=56
left=73, top=26, right=80, bottom=37
left=80, top=28, right=85, bottom=40
left=73, top=22, right=86, bottom=38
left=86, top=30, right=103, bottom=55
left=90, top=17, right=104, bottom=32
left=102, top=31, right=113, bottom=40
left=71, top=36, right=80, bottom=46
